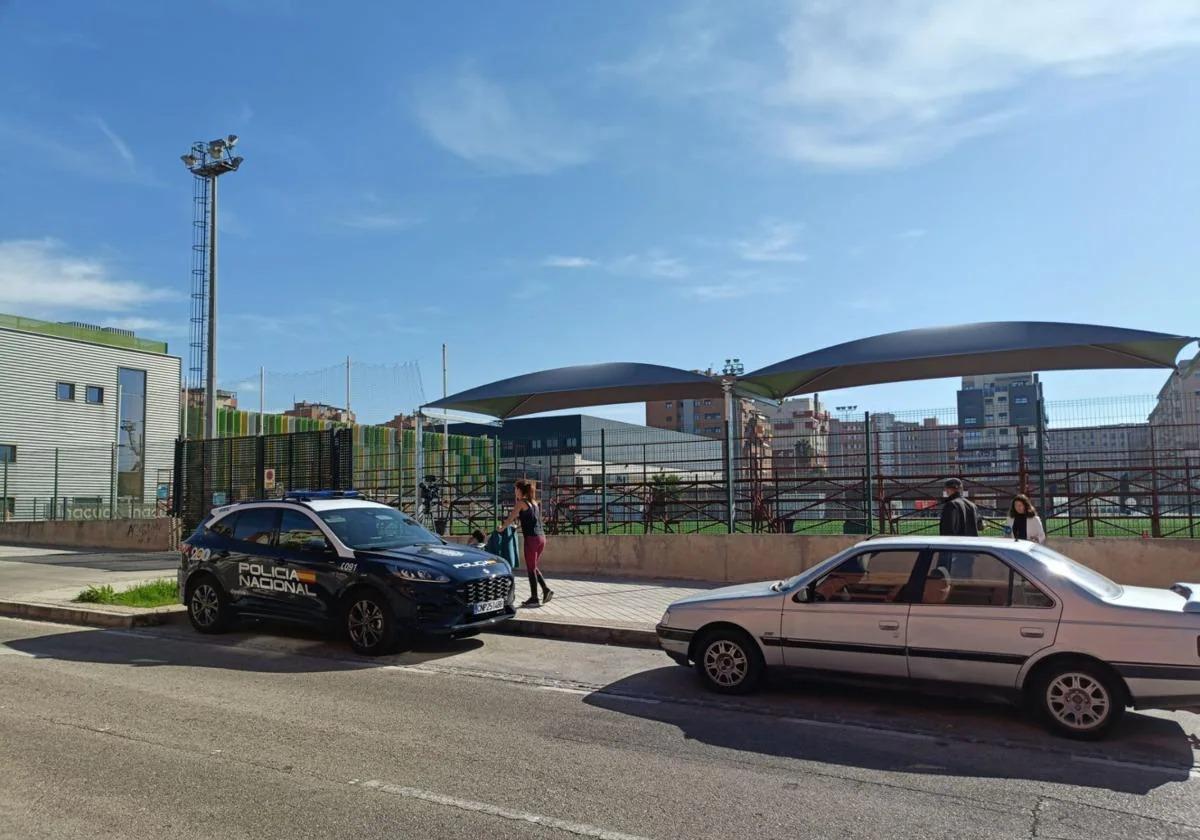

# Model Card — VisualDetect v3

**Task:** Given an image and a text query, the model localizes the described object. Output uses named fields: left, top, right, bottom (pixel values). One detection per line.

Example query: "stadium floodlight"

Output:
left=180, top=135, right=245, bottom=439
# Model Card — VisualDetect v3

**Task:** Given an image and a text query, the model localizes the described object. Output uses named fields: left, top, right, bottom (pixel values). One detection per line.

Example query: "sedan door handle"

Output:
left=878, top=620, right=900, bottom=631
left=1020, top=627, right=1045, bottom=639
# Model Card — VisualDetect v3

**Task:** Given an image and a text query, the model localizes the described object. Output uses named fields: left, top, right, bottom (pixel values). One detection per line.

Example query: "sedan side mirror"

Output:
left=793, top=585, right=812, bottom=604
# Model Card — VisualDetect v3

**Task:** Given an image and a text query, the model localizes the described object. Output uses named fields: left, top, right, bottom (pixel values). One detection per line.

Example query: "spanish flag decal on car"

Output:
left=295, top=570, right=318, bottom=585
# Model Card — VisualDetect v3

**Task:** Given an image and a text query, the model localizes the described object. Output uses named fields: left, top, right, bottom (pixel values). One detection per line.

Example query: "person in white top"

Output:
left=1005, top=494, right=1046, bottom=544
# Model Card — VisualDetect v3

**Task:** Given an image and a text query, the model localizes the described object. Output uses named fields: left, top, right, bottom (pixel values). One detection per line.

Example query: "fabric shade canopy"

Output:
left=739, top=321, right=1196, bottom=401
left=424, top=362, right=725, bottom=420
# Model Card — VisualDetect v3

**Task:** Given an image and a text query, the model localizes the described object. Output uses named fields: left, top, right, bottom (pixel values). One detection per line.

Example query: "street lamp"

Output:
left=181, top=135, right=243, bottom=439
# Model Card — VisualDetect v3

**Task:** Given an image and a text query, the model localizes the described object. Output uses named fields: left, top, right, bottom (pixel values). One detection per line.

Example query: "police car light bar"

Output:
left=281, top=490, right=360, bottom=501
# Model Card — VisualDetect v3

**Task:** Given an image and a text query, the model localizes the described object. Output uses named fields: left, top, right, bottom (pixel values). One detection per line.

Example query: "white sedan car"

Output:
left=656, top=536, right=1200, bottom=738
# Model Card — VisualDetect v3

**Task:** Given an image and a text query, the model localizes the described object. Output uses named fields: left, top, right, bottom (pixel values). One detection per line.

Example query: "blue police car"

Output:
left=178, top=491, right=515, bottom=655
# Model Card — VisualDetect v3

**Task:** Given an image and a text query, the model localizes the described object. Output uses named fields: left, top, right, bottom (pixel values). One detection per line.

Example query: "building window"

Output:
left=963, top=418, right=977, bottom=426
left=0, top=444, right=14, bottom=463
left=703, top=399, right=713, bottom=406
left=565, top=437, right=578, bottom=448
left=1013, top=396, right=1029, bottom=405
left=86, top=385, right=105, bottom=405
left=531, top=439, right=542, bottom=450
left=56, top=382, right=75, bottom=401
left=117, top=368, right=147, bottom=501
left=664, top=402, right=673, bottom=408
left=546, top=438, right=559, bottom=449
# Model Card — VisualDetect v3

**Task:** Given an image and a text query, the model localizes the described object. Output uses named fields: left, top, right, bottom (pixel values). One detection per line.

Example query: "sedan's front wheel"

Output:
left=1032, top=660, right=1126, bottom=739
left=694, top=628, right=764, bottom=695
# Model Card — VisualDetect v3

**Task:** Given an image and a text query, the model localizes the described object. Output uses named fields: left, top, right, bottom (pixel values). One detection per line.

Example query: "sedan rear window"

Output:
left=1028, top=545, right=1122, bottom=600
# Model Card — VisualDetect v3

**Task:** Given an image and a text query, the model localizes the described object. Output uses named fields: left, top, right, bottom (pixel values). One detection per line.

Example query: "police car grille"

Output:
left=460, top=577, right=513, bottom=604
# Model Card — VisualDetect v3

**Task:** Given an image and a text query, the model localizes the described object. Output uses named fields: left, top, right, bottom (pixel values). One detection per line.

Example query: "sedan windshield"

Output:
left=317, top=507, right=440, bottom=551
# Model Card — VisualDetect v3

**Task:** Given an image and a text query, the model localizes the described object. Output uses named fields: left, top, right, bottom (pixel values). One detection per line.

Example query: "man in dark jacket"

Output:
left=939, top=478, right=981, bottom=537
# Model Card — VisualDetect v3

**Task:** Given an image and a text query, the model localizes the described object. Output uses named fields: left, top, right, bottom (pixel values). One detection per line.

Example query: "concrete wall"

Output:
left=0, top=518, right=177, bottom=552
left=529, top=534, right=1200, bottom=589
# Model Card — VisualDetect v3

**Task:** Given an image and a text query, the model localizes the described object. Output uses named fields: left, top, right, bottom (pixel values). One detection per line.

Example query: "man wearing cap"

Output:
left=939, top=478, right=981, bottom=537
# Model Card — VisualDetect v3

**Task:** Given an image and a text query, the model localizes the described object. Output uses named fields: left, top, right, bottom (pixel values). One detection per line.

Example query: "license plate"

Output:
left=472, top=598, right=505, bottom=615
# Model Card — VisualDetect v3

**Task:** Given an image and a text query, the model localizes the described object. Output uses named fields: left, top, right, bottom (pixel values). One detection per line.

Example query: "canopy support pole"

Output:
left=414, top=411, right=424, bottom=517
left=724, top=380, right=735, bottom=534
left=864, top=411, right=874, bottom=534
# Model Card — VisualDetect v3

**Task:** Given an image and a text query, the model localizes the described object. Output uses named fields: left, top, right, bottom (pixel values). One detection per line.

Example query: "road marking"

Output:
left=358, top=779, right=653, bottom=840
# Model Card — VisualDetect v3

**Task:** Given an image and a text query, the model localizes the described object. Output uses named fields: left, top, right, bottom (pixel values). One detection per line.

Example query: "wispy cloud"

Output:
left=609, top=250, right=690, bottom=280
left=413, top=66, right=604, bottom=174
left=511, top=280, right=551, bottom=301
left=0, top=239, right=174, bottom=315
left=0, top=116, right=158, bottom=185
left=735, top=220, right=807, bottom=263
left=91, top=117, right=135, bottom=167
left=611, top=1, right=1200, bottom=169
left=897, top=228, right=928, bottom=240
left=340, top=213, right=421, bottom=232
left=541, top=255, right=596, bottom=269
left=101, top=316, right=186, bottom=338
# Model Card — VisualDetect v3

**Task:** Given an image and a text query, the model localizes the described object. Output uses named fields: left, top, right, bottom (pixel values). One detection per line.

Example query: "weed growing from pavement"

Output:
left=75, top=579, right=178, bottom=608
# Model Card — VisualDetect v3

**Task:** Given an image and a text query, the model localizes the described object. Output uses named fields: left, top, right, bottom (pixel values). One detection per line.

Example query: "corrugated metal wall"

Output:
left=0, top=326, right=181, bottom=515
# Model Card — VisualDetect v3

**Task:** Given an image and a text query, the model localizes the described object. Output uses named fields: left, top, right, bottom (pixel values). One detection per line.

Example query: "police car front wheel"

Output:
left=345, top=591, right=398, bottom=656
left=188, top=575, right=231, bottom=634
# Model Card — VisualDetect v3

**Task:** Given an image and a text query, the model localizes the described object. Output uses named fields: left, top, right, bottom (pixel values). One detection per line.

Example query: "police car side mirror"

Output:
left=793, top=586, right=811, bottom=604
left=305, top=537, right=333, bottom=555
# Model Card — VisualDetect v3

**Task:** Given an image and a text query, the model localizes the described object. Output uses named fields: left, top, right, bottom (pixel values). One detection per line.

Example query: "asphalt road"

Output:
left=1, top=617, right=1198, bottom=840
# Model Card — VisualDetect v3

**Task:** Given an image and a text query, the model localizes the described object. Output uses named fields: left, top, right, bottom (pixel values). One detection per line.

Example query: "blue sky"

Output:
left=2, top=0, right=1199, bottom=425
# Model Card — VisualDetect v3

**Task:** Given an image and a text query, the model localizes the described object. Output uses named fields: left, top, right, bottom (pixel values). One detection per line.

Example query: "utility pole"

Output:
left=346, top=356, right=351, bottom=420
left=258, top=366, right=265, bottom=435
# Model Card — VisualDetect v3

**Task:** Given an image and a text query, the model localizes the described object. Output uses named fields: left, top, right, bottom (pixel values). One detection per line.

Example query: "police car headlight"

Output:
left=661, top=609, right=671, bottom=626
left=394, top=567, right=451, bottom=584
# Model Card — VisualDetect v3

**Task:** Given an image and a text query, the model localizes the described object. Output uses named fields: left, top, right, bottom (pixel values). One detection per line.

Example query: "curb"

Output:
left=0, top=599, right=659, bottom=649
left=0, top=599, right=188, bottom=630
left=490, top=617, right=658, bottom=649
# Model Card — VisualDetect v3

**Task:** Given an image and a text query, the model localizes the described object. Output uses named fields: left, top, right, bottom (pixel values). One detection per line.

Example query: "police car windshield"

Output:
left=317, top=507, right=439, bottom=550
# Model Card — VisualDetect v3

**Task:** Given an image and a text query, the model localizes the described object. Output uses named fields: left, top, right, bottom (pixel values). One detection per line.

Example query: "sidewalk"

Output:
left=0, top=545, right=710, bottom=646
left=499, top=575, right=711, bottom=646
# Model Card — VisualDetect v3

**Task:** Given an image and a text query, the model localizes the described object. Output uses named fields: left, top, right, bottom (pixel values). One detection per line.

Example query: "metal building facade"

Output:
left=0, top=317, right=181, bottom=515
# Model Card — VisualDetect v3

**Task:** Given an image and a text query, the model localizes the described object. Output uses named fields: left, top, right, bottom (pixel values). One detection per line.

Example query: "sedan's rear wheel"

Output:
left=694, top=628, right=764, bottom=695
left=1033, top=661, right=1125, bottom=739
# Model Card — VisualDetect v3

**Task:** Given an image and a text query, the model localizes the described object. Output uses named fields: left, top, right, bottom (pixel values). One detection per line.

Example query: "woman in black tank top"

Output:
left=499, top=479, right=553, bottom=607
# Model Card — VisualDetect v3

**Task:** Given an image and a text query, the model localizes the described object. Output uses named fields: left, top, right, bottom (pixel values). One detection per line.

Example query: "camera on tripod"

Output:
left=418, top=475, right=448, bottom=535
left=419, top=474, right=441, bottom=508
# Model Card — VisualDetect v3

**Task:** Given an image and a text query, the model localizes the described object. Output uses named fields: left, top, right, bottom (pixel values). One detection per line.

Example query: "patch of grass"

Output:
left=74, top=579, right=179, bottom=608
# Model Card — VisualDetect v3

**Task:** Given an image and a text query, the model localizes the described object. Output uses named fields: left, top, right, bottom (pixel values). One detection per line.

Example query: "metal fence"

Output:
left=173, top=428, right=355, bottom=529
left=1, top=440, right=175, bottom=523
left=18, top=394, right=1200, bottom=540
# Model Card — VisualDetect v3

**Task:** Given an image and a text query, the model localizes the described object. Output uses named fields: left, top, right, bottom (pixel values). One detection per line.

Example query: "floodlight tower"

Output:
left=180, top=136, right=243, bottom=439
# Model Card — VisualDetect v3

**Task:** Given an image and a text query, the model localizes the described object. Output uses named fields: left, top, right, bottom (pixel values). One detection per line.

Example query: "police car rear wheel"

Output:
left=346, top=592, right=397, bottom=656
left=188, top=576, right=230, bottom=634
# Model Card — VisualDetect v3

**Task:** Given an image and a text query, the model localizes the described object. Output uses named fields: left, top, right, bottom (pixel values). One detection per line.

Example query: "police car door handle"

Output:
left=878, top=620, right=900, bottom=631
left=1020, top=627, right=1045, bottom=639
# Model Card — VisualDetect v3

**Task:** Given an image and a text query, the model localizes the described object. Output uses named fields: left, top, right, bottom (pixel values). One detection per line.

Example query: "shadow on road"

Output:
left=5, top=621, right=484, bottom=674
left=585, top=666, right=1198, bottom=795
